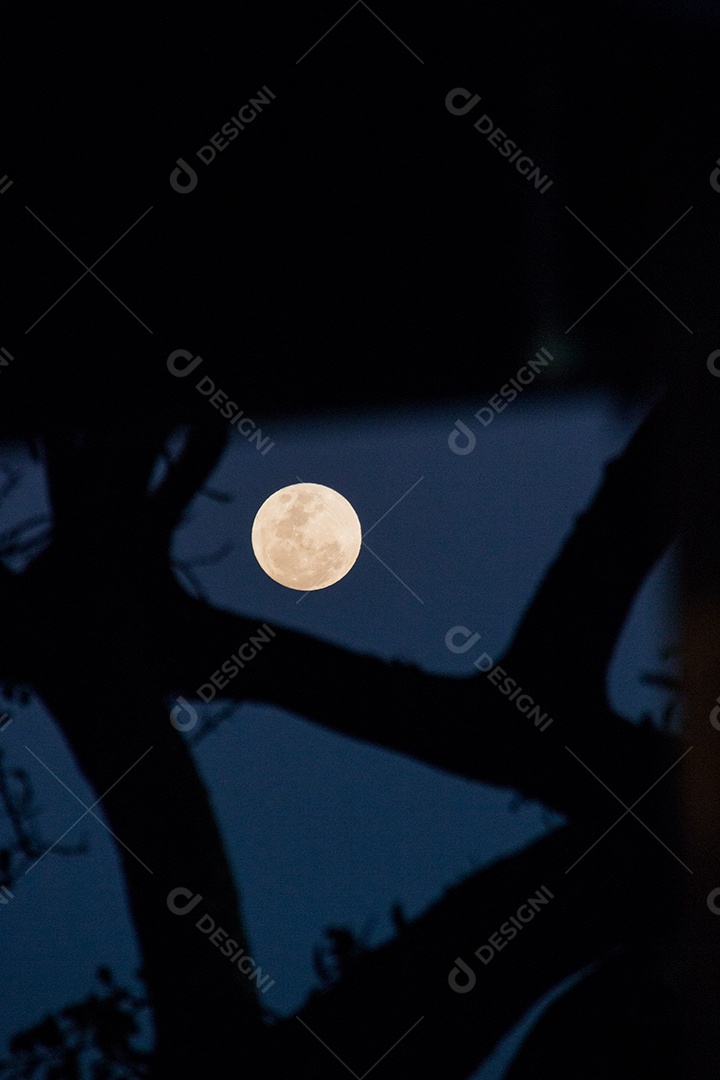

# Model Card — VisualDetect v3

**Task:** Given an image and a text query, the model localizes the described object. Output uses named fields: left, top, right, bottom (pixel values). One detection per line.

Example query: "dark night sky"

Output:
left=1, top=0, right=718, bottom=435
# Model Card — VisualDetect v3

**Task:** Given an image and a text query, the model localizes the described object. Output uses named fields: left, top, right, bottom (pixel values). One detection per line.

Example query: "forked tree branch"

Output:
left=165, top=393, right=682, bottom=817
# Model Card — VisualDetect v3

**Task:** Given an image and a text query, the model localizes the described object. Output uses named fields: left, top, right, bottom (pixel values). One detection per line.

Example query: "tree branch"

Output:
left=170, top=595, right=682, bottom=821
left=504, top=391, right=679, bottom=703
left=150, top=425, right=229, bottom=538
left=268, top=816, right=679, bottom=1079
left=0, top=466, right=23, bottom=590
left=37, top=679, right=266, bottom=1076
left=0, top=749, right=87, bottom=886
left=503, top=947, right=679, bottom=1079
left=43, top=426, right=169, bottom=551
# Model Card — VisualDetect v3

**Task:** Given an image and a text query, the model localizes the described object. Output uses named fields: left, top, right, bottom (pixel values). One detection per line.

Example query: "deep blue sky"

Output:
left=0, top=394, right=673, bottom=1077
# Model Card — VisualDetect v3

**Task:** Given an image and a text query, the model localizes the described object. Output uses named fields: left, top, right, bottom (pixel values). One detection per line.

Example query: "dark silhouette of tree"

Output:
left=1, top=1, right=718, bottom=1075
left=0, top=969, right=149, bottom=1080
left=0, top=386, right=705, bottom=1078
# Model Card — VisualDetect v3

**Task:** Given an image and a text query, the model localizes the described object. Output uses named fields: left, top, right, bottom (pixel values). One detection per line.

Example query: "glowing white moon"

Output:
left=251, top=483, right=362, bottom=590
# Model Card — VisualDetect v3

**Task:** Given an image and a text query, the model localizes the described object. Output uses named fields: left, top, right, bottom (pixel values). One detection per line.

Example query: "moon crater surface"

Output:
left=251, top=483, right=362, bottom=590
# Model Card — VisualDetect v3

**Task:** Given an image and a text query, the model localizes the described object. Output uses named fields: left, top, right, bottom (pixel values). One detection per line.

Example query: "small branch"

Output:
left=0, top=750, right=87, bottom=885
left=0, top=467, right=25, bottom=586
left=0, top=515, right=52, bottom=559
left=201, top=486, right=232, bottom=504
left=179, top=541, right=232, bottom=568
left=150, top=425, right=229, bottom=538
left=188, top=701, right=243, bottom=746
left=173, top=562, right=209, bottom=601
left=0, top=467, right=21, bottom=504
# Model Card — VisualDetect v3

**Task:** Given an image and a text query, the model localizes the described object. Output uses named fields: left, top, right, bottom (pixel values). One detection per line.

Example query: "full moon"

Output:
left=251, top=483, right=362, bottom=590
